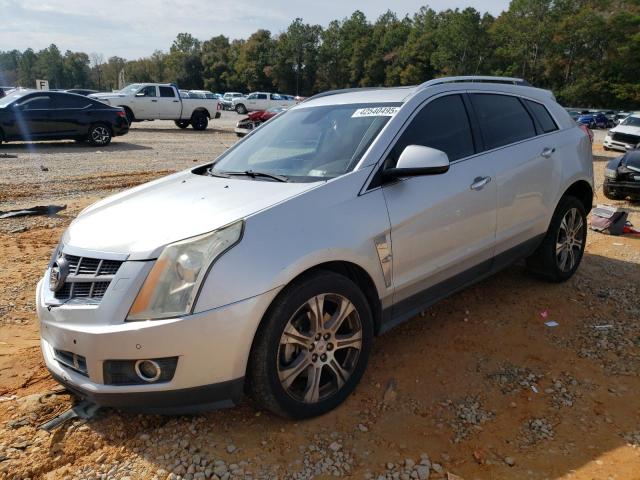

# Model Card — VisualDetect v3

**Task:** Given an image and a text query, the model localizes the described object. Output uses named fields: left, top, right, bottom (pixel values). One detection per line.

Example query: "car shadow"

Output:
left=131, top=126, right=230, bottom=135
left=0, top=141, right=152, bottom=154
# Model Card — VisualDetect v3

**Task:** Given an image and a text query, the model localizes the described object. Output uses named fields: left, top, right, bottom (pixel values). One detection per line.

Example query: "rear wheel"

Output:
left=174, top=120, right=190, bottom=129
left=526, top=196, right=587, bottom=282
left=191, top=112, right=208, bottom=131
left=247, top=271, right=373, bottom=419
left=87, top=124, right=112, bottom=147
left=235, top=104, right=247, bottom=114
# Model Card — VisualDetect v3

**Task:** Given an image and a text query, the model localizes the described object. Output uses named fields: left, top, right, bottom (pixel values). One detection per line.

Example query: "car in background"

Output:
left=603, top=149, right=640, bottom=200
left=188, top=90, right=218, bottom=100
left=566, top=110, right=581, bottom=122
left=232, top=92, right=296, bottom=114
left=91, top=83, right=220, bottom=130
left=234, top=107, right=286, bottom=137
left=603, top=114, right=640, bottom=152
left=577, top=112, right=608, bottom=129
left=65, top=89, right=99, bottom=96
left=220, top=92, right=245, bottom=110
left=179, top=90, right=191, bottom=98
left=614, top=112, right=631, bottom=125
left=0, top=89, right=128, bottom=146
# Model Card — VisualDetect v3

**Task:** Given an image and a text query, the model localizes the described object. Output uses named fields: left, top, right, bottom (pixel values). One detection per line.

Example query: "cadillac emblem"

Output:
left=49, top=256, right=69, bottom=292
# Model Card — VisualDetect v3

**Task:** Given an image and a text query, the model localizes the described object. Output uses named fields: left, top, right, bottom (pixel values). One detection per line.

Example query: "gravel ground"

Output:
left=0, top=122, right=639, bottom=480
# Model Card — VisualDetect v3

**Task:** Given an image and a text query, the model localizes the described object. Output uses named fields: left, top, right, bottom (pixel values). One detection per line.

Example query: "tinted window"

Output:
left=471, top=94, right=536, bottom=150
left=247, top=94, right=256, bottom=99
left=19, top=95, right=52, bottom=110
left=257, top=94, right=267, bottom=100
left=390, top=94, right=475, bottom=164
left=54, top=94, right=92, bottom=109
left=526, top=100, right=557, bottom=133
left=159, top=86, right=175, bottom=98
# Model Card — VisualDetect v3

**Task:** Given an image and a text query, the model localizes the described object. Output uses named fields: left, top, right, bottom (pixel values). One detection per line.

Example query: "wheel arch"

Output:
left=118, top=105, right=134, bottom=118
left=562, top=180, right=593, bottom=214
left=191, top=107, right=210, bottom=119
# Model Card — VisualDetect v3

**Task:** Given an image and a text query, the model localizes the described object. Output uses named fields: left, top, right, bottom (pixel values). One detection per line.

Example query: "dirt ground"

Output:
left=0, top=116, right=639, bottom=480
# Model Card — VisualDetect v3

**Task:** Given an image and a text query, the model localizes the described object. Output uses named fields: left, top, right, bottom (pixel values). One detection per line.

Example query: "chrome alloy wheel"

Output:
left=91, top=126, right=110, bottom=145
left=556, top=207, right=585, bottom=272
left=277, top=293, right=363, bottom=404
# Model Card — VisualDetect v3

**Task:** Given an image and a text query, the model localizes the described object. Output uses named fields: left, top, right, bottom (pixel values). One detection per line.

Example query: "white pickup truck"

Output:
left=91, top=83, right=220, bottom=130
left=232, top=92, right=296, bottom=114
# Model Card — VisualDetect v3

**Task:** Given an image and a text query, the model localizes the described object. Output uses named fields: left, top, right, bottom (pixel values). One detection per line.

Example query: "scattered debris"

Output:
left=38, top=400, right=100, bottom=431
left=383, top=378, right=397, bottom=404
left=545, top=320, right=559, bottom=327
left=449, top=396, right=495, bottom=443
left=521, top=417, right=555, bottom=446
left=39, top=165, right=49, bottom=172
left=0, top=153, right=17, bottom=158
left=488, top=363, right=543, bottom=395
left=0, top=204, right=67, bottom=219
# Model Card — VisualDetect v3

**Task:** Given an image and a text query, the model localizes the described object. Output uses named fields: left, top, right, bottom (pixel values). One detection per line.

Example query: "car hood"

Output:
left=62, top=170, right=320, bottom=259
left=610, top=125, right=640, bottom=136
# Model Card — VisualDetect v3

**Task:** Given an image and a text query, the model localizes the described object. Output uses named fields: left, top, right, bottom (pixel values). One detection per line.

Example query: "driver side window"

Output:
left=138, top=86, right=157, bottom=97
left=18, top=96, right=52, bottom=110
left=388, top=94, right=475, bottom=167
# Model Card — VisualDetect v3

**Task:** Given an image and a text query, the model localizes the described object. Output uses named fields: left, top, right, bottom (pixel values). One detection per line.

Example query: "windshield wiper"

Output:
left=226, top=170, right=289, bottom=182
left=206, top=168, right=231, bottom=178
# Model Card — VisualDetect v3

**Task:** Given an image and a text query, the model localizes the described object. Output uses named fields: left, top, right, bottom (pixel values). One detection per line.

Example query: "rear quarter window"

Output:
left=525, top=100, right=558, bottom=134
left=471, top=93, right=536, bottom=150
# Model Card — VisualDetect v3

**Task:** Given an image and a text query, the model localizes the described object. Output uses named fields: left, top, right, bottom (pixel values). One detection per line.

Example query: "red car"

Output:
left=234, top=107, right=286, bottom=137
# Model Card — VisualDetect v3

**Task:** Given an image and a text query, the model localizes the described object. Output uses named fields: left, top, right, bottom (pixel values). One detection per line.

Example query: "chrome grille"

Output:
left=612, top=132, right=640, bottom=145
left=53, top=254, right=123, bottom=302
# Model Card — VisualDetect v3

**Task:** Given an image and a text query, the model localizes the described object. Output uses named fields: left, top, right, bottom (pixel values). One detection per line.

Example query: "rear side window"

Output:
left=525, top=100, right=558, bottom=133
left=159, top=86, right=175, bottom=98
left=390, top=94, right=475, bottom=163
left=54, top=95, right=92, bottom=109
left=471, top=94, right=536, bottom=150
left=257, top=94, right=267, bottom=100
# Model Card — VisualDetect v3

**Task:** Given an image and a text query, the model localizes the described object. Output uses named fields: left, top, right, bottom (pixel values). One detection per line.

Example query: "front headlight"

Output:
left=604, top=168, right=618, bottom=179
left=127, top=221, right=243, bottom=321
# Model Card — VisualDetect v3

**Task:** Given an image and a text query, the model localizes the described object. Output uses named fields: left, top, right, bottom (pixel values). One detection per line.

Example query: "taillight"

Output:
left=217, top=103, right=222, bottom=111
left=117, top=110, right=126, bottom=118
left=579, top=124, right=593, bottom=143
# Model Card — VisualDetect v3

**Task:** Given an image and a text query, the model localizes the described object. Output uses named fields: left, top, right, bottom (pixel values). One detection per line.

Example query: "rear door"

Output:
left=157, top=86, right=182, bottom=119
left=381, top=93, right=497, bottom=321
left=133, top=85, right=159, bottom=119
left=469, top=93, right=556, bottom=266
left=50, top=94, right=93, bottom=135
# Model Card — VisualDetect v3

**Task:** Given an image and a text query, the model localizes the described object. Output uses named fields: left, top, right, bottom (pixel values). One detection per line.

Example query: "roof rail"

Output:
left=419, top=76, right=531, bottom=89
left=304, top=87, right=390, bottom=102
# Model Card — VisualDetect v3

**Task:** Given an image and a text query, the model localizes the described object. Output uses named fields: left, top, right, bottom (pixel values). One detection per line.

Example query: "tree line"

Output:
left=0, top=0, right=639, bottom=108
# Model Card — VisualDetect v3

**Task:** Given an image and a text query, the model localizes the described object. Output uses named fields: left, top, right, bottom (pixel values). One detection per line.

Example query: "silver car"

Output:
left=37, top=76, right=593, bottom=418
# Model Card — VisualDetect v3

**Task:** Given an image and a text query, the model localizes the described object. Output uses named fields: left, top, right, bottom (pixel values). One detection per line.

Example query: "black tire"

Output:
left=122, top=107, right=134, bottom=125
left=247, top=271, right=373, bottom=419
left=87, top=124, right=112, bottom=147
left=603, top=183, right=625, bottom=200
left=191, top=112, right=208, bottom=131
left=526, top=196, right=587, bottom=282
left=235, top=104, right=247, bottom=114
left=175, top=120, right=190, bottom=129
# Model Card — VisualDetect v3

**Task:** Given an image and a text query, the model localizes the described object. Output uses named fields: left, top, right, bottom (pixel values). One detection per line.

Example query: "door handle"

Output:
left=470, top=176, right=492, bottom=191
left=173, top=100, right=179, bottom=103
left=541, top=147, right=556, bottom=158
left=151, top=99, right=158, bottom=103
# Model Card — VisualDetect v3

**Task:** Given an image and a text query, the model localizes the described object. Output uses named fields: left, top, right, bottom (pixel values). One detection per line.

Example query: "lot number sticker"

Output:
left=352, top=107, right=399, bottom=118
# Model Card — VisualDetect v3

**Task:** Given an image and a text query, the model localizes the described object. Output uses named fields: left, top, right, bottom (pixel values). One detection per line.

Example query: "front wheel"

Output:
left=191, top=113, right=208, bottom=131
left=247, top=271, right=373, bottom=419
left=87, top=124, right=112, bottom=146
left=175, top=120, right=190, bottom=129
left=526, top=196, right=587, bottom=282
left=235, top=104, right=247, bottom=114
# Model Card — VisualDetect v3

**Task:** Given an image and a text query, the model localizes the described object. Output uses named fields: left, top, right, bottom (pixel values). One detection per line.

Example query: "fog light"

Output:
left=134, top=359, right=162, bottom=382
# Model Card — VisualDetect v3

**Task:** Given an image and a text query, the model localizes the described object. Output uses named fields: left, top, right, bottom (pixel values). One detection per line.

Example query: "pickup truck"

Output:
left=90, top=83, right=220, bottom=130
left=232, top=92, right=296, bottom=114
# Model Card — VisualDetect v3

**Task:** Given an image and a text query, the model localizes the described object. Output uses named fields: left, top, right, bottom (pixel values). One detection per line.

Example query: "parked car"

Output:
left=234, top=107, right=286, bottom=137
left=220, top=92, right=245, bottom=110
left=603, top=148, right=640, bottom=200
left=603, top=114, right=640, bottom=151
left=614, top=112, right=631, bottom=125
left=577, top=112, right=608, bottom=129
left=188, top=90, right=218, bottom=100
left=90, top=83, right=220, bottom=130
left=232, top=92, right=296, bottom=114
left=65, top=89, right=99, bottom=96
left=37, top=76, right=593, bottom=418
left=0, top=89, right=128, bottom=146
left=0, top=86, right=15, bottom=98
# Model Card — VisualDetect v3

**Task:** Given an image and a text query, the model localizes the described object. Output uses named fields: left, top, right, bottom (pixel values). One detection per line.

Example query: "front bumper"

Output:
left=604, top=178, right=640, bottom=198
left=37, top=268, right=278, bottom=412
left=604, top=135, right=637, bottom=152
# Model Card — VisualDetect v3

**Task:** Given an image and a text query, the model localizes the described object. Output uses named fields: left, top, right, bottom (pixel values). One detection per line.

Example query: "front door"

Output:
left=14, top=94, right=54, bottom=138
left=134, top=85, right=159, bottom=119
left=381, top=93, right=497, bottom=323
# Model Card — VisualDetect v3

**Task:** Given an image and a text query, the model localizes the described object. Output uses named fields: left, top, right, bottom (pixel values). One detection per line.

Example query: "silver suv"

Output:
left=37, top=76, right=593, bottom=418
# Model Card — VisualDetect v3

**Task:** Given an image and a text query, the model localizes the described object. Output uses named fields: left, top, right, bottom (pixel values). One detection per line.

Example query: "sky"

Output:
left=0, top=0, right=511, bottom=60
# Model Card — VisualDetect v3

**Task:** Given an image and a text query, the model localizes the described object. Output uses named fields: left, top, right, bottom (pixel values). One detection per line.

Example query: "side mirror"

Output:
left=383, top=145, right=450, bottom=181
left=135, top=92, right=145, bottom=97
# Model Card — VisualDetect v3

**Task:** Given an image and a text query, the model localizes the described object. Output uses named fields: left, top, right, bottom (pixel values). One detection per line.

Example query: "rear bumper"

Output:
left=113, top=117, right=130, bottom=136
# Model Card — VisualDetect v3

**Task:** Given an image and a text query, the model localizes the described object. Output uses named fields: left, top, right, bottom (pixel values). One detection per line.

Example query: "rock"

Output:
left=504, top=456, right=516, bottom=467
left=358, top=424, right=369, bottom=432
left=9, top=227, right=28, bottom=234
left=416, top=465, right=430, bottom=480
left=329, top=441, right=341, bottom=452
left=226, top=444, right=236, bottom=454
left=432, top=463, right=444, bottom=474
left=383, top=378, right=398, bottom=404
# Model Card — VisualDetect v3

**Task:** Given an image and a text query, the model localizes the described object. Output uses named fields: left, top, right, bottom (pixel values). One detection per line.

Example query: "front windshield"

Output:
left=0, top=90, right=30, bottom=108
left=212, top=103, right=401, bottom=181
left=621, top=116, right=640, bottom=127
left=119, top=84, right=143, bottom=95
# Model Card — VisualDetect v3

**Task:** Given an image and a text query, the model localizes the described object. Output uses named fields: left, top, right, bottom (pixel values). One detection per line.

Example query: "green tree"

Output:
left=272, top=19, right=321, bottom=95
left=166, top=33, right=203, bottom=89
left=234, top=30, right=275, bottom=91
